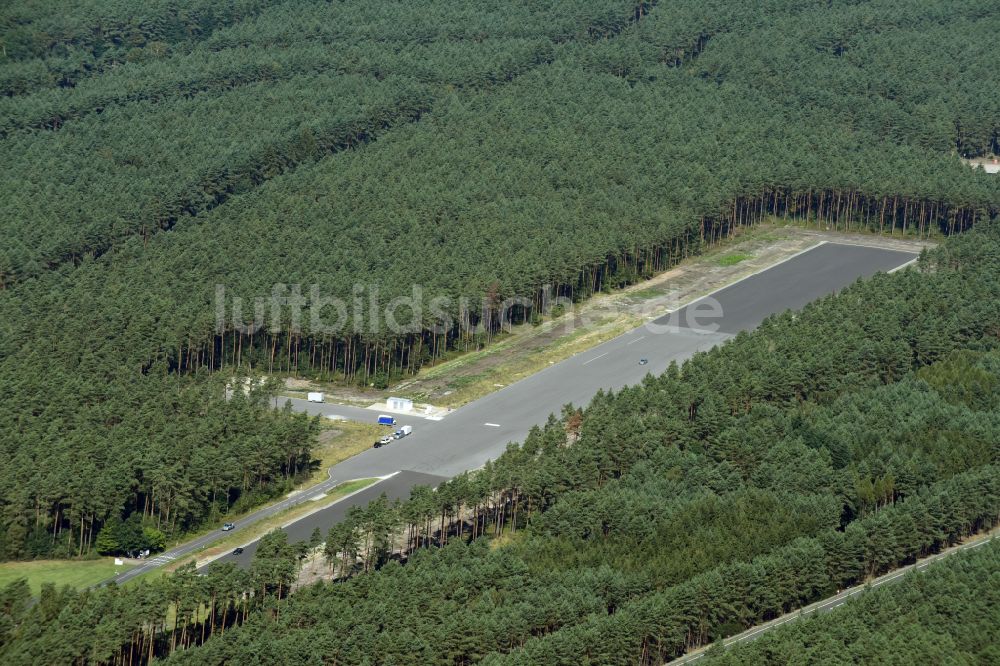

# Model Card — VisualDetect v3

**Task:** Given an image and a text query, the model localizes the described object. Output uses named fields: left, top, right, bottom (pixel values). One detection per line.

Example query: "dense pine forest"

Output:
left=1, top=0, right=1000, bottom=658
left=702, top=540, right=1000, bottom=664
left=1, top=223, right=998, bottom=663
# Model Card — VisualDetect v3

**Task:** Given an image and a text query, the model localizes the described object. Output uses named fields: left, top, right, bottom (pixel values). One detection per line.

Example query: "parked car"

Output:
left=639, top=358, right=648, bottom=365
left=232, top=547, right=244, bottom=555
left=374, top=435, right=394, bottom=448
left=222, top=522, right=235, bottom=531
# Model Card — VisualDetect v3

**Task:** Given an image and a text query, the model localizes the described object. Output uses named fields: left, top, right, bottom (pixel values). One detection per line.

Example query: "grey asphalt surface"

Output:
left=673, top=241, right=912, bottom=334
left=285, top=242, right=914, bottom=483
left=667, top=534, right=998, bottom=664
left=215, top=471, right=445, bottom=568
left=112, top=463, right=354, bottom=584
left=114, top=242, right=914, bottom=579
left=275, top=399, right=401, bottom=423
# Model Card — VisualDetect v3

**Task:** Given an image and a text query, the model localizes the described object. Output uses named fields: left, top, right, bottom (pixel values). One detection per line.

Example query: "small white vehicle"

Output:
left=375, top=435, right=394, bottom=448
left=307, top=392, right=324, bottom=403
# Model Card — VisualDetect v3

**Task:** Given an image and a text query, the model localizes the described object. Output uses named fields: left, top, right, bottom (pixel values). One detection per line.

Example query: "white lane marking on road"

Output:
left=742, top=619, right=785, bottom=641
left=647, top=324, right=733, bottom=337
left=275, top=476, right=393, bottom=530
left=888, top=257, right=918, bottom=273
left=834, top=239, right=922, bottom=254
left=654, top=242, right=829, bottom=321
left=146, top=555, right=176, bottom=565
left=626, top=336, right=646, bottom=346
left=583, top=352, right=609, bottom=365
left=484, top=423, right=500, bottom=427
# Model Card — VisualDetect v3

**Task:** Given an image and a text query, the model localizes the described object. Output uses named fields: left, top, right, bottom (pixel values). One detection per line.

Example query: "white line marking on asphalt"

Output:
left=583, top=352, right=609, bottom=365
left=655, top=242, right=828, bottom=322
left=147, top=555, right=176, bottom=565
left=484, top=423, right=500, bottom=427
left=888, top=257, right=918, bottom=273
left=626, top=336, right=646, bottom=345
left=647, top=324, right=732, bottom=337
left=833, top=240, right=923, bottom=254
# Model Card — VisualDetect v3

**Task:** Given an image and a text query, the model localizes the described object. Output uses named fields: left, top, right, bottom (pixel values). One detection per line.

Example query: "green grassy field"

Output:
left=0, top=558, right=134, bottom=595
left=716, top=252, right=752, bottom=266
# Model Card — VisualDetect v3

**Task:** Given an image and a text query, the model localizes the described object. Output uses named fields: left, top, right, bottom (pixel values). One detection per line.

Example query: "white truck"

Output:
left=394, top=425, right=413, bottom=439
left=307, top=392, right=324, bottom=403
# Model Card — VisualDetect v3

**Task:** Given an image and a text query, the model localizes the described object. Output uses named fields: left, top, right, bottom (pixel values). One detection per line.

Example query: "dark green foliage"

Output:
left=1, top=1, right=1000, bottom=661
left=0, top=578, right=30, bottom=651
left=702, top=540, right=1000, bottom=665
left=0, top=372, right=321, bottom=560
left=2, top=224, right=997, bottom=664
left=1, top=0, right=280, bottom=62
left=94, top=515, right=166, bottom=557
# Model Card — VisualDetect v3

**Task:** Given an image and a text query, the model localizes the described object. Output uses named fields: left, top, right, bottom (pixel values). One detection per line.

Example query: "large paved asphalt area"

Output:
left=277, top=242, right=914, bottom=483
left=117, top=242, right=914, bottom=576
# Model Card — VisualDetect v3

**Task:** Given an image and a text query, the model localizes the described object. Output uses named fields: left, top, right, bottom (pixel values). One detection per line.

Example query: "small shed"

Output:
left=388, top=397, right=413, bottom=412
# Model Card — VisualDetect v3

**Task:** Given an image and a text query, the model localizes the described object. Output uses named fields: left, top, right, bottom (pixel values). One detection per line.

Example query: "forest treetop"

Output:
left=0, top=0, right=998, bottom=572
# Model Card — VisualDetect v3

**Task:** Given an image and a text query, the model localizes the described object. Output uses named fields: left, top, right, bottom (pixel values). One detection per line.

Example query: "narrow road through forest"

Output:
left=666, top=532, right=999, bottom=664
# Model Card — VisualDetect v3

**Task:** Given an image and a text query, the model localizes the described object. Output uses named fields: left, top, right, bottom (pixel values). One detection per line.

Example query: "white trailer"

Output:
left=307, top=392, right=324, bottom=403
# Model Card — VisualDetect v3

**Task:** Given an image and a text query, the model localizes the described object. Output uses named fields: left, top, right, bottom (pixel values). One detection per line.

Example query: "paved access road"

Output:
left=110, top=463, right=361, bottom=584
left=667, top=533, right=998, bottom=664
left=199, top=242, right=913, bottom=570
left=218, top=471, right=446, bottom=568
left=279, top=400, right=393, bottom=423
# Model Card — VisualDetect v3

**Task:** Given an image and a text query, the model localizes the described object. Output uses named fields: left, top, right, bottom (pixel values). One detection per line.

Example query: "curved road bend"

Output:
left=105, top=242, right=914, bottom=580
